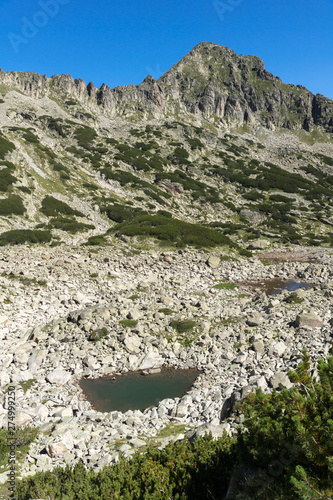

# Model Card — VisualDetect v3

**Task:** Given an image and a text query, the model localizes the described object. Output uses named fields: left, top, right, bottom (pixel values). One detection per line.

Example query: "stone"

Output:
left=252, top=341, right=265, bottom=354
left=46, top=368, right=71, bottom=386
left=16, top=411, right=33, bottom=427
left=46, top=442, right=70, bottom=458
left=268, top=341, right=287, bottom=357
left=0, top=315, right=9, bottom=326
left=296, top=313, right=323, bottom=329
left=269, top=372, right=293, bottom=390
left=28, top=349, right=46, bottom=373
left=123, top=335, right=141, bottom=354
left=207, top=255, right=220, bottom=268
left=246, top=313, right=263, bottom=327
left=220, top=391, right=241, bottom=421
left=138, top=352, right=164, bottom=371
left=127, top=310, right=141, bottom=320
left=248, top=239, right=270, bottom=250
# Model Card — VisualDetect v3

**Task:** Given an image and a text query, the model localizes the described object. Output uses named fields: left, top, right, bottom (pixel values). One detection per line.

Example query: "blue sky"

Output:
left=0, top=0, right=332, bottom=99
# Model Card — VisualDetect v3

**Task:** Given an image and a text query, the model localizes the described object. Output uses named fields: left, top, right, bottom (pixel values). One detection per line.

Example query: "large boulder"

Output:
left=46, top=368, right=71, bottom=386
left=296, top=313, right=323, bottom=329
left=206, top=255, right=220, bottom=268
left=138, top=352, right=164, bottom=371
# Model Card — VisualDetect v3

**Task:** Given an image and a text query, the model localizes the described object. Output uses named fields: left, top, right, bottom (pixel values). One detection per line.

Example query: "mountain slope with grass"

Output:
left=0, top=42, right=332, bottom=254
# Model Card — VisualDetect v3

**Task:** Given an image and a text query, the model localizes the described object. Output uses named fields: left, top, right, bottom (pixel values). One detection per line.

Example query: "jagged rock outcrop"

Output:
left=0, top=41, right=332, bottom=131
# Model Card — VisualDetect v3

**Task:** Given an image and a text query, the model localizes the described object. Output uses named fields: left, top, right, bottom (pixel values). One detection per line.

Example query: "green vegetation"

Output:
left=119, top=319, right=138, bottom=328
left=74, top=126, right=97, bottom=149
left=170, top=319, right=196, bottom=333
left=0, top=229, right=52, bottom=246
left=0, top=195, right=25, bottom=215
left=0, top=133, right=15, bottom=160
left=41, top=196, right=84, bottom=217
left=0, top=167, right=17, bottom=192
left=83, top=234, right=108, bottom=246
left=0, top=427, right=38, bottom=469
left=19, top=379, right=36, bottom=393
left=15, top=352, right=333, bottom=499
left=88, top=327, right=108, bottom=342
left=284, top=294, right=304, bottom=304
left=111, top=213, right=239, bottom=249
left=158, top=308, right=175, bottom=315
left=2, top=272, right=47, bottom=287
left=213, top=282, right=238, bottom=290
left=46, top=217, right=94, bottom=233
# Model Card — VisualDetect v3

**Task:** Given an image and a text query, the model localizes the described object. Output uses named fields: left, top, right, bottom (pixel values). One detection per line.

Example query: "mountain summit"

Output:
left=1, top=42, right=332, bottom=132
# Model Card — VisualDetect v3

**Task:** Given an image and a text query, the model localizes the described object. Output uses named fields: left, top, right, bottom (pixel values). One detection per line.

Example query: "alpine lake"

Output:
left=79, top=368, right=201, bottom=413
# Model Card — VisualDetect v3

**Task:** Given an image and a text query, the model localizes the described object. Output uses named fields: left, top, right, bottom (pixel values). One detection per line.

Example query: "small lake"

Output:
left=79, top=368, right=201, bottom=413
left=266, top=279, right=310, bottom=295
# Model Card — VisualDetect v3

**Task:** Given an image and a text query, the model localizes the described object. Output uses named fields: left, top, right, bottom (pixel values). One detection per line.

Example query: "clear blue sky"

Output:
left=0, top=0, right=332, bottom=99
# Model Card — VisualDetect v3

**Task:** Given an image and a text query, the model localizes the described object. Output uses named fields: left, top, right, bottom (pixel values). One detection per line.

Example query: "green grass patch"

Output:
left=0, top=427, right=39, bottom=469
left=213, top=282, right=238, bottom=290
left=170, top=320, right=196, bottom=334
left=119, top=319, right=138, bottom=328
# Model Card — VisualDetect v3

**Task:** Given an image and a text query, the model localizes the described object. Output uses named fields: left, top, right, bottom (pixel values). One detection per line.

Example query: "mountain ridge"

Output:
left=1, top=41, right=332, bottom=133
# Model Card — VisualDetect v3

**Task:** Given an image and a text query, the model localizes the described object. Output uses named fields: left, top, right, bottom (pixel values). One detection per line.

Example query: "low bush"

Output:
left=0, top=229, right=52, bottom=245
left=47, top=218, right=94, bottom=233
left=0, top=134, right=15, bottom=159
left=112, top=213, right=239, bottom=249
left=0, top=168, right=17, bottom=192
left=170, top=319, right=196, bottom=333
left=41, top=196, right=84, bottom=217
left=0, top=195, right=25, bottom=215
left=83, top=235, right=108, bottom=246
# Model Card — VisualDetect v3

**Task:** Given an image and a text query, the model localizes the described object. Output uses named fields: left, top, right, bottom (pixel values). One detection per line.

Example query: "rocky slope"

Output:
left=0, top=244, right=332, bottom=484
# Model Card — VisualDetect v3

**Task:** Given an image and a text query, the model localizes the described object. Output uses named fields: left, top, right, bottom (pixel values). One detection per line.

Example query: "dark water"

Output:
left=266, top=279, right=310, bottom=295
left=80, top=368, right=201, bottom=412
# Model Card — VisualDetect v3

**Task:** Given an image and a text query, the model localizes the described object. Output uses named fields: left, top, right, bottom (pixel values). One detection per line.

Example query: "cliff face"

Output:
left=0, top=42, right=332, bottom=132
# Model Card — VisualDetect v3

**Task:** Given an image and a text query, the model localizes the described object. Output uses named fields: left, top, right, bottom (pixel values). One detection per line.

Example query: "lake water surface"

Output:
left=80, top=368, right=201, bottom=412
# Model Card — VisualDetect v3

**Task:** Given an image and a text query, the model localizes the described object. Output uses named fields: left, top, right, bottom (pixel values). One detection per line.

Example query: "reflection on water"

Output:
left=80, top=368, right=201, bottom=413
left=266, top=280, right=310, bottom=295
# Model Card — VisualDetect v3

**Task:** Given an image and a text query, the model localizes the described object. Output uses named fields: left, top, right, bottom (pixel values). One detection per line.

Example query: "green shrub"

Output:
left=112, top=213, right=238, bottom=250
left=17, top=186, right=32, bottom=194
left=0, top=195, right=25, bottom=215
left=47, top=217, right=94, bottom=233
left=65, top=99, right=77, bottom=106
left=0, top=168, right=17, bottom=192
left=22, top=130, right=39, bottom=143
left=0, top=134, right=15, bottom=159
left=16, top=434, right=236, bottom=500
left=170, top=319, right=196, bottom=333
left=89, top=327, right=108, bottom=342
left=83, top=234, right=108, bottom=246
left=0, top=229, right=52, bottom=246
left=213, top=282, right=238, bottom=290
left=41, top=196, right=84, bottom=217
left=74, top=126, right=97, bottom=148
